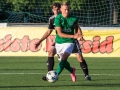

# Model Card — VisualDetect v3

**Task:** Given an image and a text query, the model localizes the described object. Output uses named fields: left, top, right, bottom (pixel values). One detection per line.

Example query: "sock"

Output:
left=64, top=61, right=73, bottom=73
left=56, top=60, right=67, bottom=75
left=80, top=60, right=89, bottom=76
left=47, top=57, right=54, bottom=71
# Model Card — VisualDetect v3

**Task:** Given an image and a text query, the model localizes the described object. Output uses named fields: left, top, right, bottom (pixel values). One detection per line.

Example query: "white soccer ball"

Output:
left=46, top=70, right=58, bottom=83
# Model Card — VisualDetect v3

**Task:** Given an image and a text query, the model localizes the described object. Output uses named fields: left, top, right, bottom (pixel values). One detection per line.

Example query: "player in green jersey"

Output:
left=35, top=2, right=91, bottom=82
left=54, top=2, right=91, bottom=82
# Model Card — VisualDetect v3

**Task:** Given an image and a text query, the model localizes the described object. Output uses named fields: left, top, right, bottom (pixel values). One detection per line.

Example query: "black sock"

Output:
left=80, top=60, right=89, bottom=76
left=47, top=57, right=54, bottom=71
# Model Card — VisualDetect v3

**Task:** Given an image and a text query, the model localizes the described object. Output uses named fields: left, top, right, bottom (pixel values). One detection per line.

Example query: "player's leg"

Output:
left=47, top=45, right=56, bottom=71
left=75, top=53, right=91, bottom=80
left=42, top=45, right=56, bottom=81
left=55, top=43, right=76, bottom=82
left=56, top=52, right=69, bottom=74
left=73, top=40, right=91, bottom=81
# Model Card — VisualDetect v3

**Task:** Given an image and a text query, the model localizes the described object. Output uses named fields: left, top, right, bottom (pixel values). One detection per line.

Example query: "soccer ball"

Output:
left=46, top=70, right=58, bottom=83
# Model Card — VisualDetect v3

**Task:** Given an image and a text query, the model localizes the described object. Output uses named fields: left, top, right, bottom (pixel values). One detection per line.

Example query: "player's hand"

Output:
left=73, top=33, right=83, bottom=39
left=73, top=33, right=81, bottom=39
left=78, top=33, right=85, bottom=42
left=74, top=33, right=85, bottom=42
left=79, top=36, right=85, bottom=42
left=35, top=41, right=41, bottom=49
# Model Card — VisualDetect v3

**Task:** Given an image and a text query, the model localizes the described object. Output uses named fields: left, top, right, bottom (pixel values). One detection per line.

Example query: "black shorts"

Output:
left=72, top=40, right=82, bottom=53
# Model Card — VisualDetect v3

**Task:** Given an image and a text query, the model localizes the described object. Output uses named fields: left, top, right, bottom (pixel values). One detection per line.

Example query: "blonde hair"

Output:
left=61, top=1, right=69, bottom=6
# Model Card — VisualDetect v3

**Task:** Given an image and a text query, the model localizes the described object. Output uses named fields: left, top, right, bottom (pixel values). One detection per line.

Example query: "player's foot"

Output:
left=70, top=67, right=76, bottom=82
left=42, top=76, right=47, bottom=81
left=85, top=75, right=91, bottom=81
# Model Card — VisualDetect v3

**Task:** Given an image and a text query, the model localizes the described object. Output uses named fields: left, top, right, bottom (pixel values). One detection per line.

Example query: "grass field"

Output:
left=0, top=56, right=120, bottom=90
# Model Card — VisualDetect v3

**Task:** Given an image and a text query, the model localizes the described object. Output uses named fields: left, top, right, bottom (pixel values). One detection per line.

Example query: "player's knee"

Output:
left=76, top=54, right=84, bottom=62
left=48, top=51, right=54, bottom=57
left=62, top=52, right=70, bottom=60
left=48, top=47, right=56, bottom=57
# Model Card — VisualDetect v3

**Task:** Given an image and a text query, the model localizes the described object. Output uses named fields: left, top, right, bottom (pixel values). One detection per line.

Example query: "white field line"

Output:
left=0, top=73, right=120, bottom=76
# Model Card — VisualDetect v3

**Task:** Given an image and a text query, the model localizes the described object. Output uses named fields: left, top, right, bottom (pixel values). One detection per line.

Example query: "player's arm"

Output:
left=74, top=23, right=85, bottom=41
left=74, top=24, right=82, bottom=35
left=35, top=18, right=54, bottom=49
left=39, top=30, right=53, bottom=43
left=35, top=30, right=53, bottom=49
left=55, top=27, right=77, bottom=38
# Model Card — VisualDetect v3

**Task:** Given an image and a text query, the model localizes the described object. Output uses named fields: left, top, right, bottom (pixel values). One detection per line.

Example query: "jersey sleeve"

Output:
left=74, top=17, right=79, bottom=25
left=48, top=18, right=54, bottom=30
left=54, top=16, right=61, bottom=27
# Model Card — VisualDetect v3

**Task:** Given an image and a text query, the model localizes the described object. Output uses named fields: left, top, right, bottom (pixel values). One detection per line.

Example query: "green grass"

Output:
left=0, top=57, right=120, bottom=90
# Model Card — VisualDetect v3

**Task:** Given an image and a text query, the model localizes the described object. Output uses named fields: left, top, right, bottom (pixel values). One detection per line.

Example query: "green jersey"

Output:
left=54, top=14, right=78, bottom=44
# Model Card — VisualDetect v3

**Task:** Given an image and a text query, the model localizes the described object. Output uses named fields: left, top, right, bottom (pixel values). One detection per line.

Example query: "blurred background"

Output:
left=0, top=0, right=120, bottom=27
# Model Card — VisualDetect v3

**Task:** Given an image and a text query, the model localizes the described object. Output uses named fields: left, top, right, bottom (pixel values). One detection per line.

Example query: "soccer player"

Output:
left=35, top=2, right=61, bottom=80
left=35, top=2, right=91, bottom=81
left=54, top=2, right=90, bottom=82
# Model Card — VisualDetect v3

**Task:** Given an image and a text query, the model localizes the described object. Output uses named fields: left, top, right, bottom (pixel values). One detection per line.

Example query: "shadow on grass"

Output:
left=0, top=83, right=120, bottom=88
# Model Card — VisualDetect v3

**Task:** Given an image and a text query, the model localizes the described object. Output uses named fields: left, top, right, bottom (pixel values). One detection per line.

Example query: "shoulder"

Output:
left=69, top=15, right=78, bottom=20
left=49, top=15, right=55, bottom=20
left=55, top=14, right=62, bottom=19
left=69, top=15, right=79, bottom=24
left=49, top=15, right=55, bottom=22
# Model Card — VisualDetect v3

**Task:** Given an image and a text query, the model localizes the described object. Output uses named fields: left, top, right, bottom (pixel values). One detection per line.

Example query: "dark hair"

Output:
left=52, top=2, right=61, bottom=9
